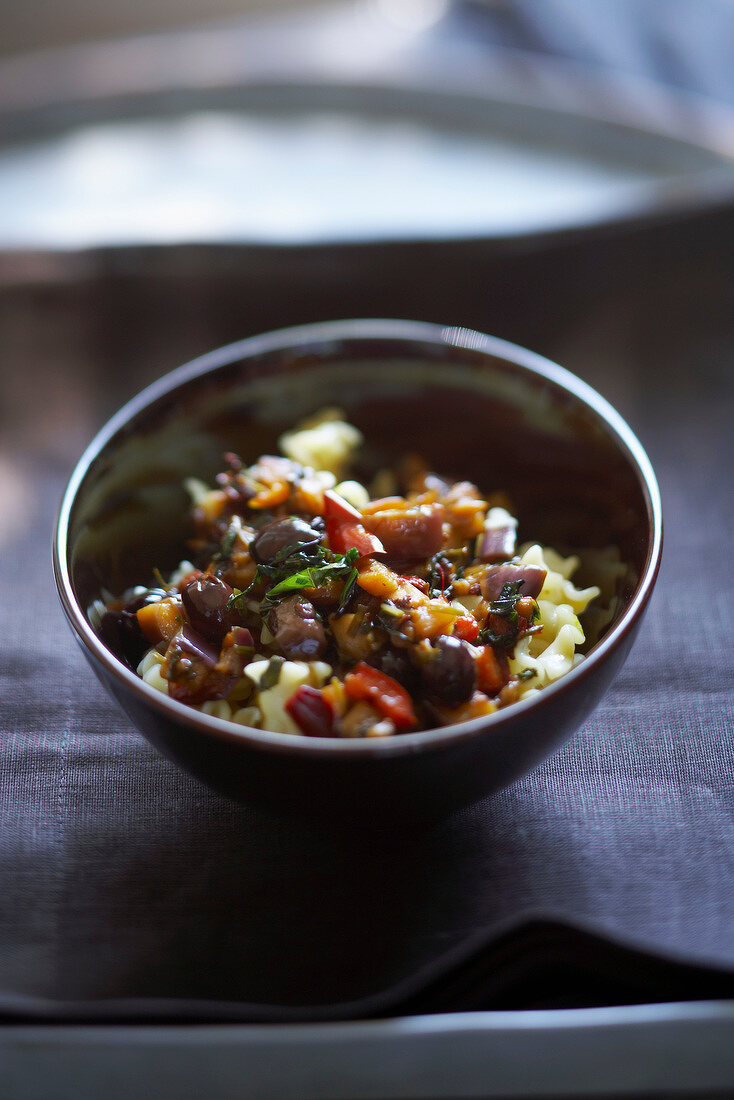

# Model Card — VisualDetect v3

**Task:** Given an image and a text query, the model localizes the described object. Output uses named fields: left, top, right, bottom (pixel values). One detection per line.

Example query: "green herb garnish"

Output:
left=228, top=543, right=360, bottom=613
left=261, top=546, right=359, bottom=606
left=227, top=587, right=247, bottom=611
left=216, top=518, right=241, bottom=562
left=336, top=566, right=359, bottom=613
left=479, top=580, right=525, bottom=649
left=259, top=655, right=285, bottom=691
left=488, top=579, right=525, bottom=619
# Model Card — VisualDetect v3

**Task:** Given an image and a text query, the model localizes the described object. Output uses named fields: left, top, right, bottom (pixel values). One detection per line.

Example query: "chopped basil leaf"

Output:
left=336, top=566, right=359, bottom=612
left=217, top=519, right=240, bottom=562
left=479, top=626, right=516, bottom=649
left=261, top=545, right=359, bottom=606
left=479, top=580, right=526, bottom=649
left=264, top=567, right=321, bottom=602
left=226, top=587, right=245, bottom=611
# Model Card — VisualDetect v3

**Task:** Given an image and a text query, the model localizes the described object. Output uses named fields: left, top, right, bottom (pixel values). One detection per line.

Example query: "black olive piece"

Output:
left=420, top=635, right=477, bottom=708
left=181, top=573, right=237, bottom=643
left=368, top=647, right=420, bottom=694
left=99, top=607, right=147, bottom=670
left=251, top=516, right=323, bottom=564
left=268, top=594, right=327, bottom=661
left=99, top=589, right=171, bottom=668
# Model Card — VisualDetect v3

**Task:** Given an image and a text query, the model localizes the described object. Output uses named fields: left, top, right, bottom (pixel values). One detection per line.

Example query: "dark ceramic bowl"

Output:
left=54, top=320, right=662, bottom=820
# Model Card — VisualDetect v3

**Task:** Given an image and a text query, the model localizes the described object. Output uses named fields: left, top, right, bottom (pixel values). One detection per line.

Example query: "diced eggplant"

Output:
left=268, top=594, right=327, bottom=660
left=99, top=589, right=167, bottom=669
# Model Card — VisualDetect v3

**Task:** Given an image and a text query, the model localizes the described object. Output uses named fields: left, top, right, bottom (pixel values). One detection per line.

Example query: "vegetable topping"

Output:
left=98, top=409, right=601, bottom=738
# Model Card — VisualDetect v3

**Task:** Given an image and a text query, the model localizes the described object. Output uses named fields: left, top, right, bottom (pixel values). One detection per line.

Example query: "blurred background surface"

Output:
left=0, top=0, right=324, bottom=56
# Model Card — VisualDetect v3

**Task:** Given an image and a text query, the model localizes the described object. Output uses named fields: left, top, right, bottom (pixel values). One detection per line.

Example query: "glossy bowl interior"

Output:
left=54, top=319, right=662, bottom=820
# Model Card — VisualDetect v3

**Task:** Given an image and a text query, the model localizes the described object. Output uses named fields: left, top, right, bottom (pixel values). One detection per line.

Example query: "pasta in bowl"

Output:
left=93, top=410, right=603, bottom=739
left=54, top=320, right=661, bottom=819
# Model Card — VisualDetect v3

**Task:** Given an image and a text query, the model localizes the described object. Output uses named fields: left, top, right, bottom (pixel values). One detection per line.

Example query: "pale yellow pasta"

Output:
left=244, top=659, right=333, bottom=735
left=137, top=649, right=162, bottom=678
left=133, top=638, right=334, bottom=733
left=231, top=705, right=262, bottom=727
left=509, top=544, right=600, bottom=700
left=139, top=652, right=169, bottom=695
left=335, top=479, right=370, bottom=510
left=198, top=699, right=232, bottom=721
left=520, top=543, right=600, bottom=614
left=279, top=410, right=362, bottom=478
left=86, top=598, right=108, bottom=633
left=452, top=594, right=483, bottom=614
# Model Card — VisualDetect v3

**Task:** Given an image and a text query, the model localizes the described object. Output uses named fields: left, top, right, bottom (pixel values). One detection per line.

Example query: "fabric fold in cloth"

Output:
left=1, top=918, right=733, bottom=1024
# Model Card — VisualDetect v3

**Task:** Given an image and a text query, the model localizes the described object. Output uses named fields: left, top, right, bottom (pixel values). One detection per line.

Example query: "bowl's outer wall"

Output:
left=60, top=327, right=660, bottom=816
left=83, top=612, right=644, bottom=820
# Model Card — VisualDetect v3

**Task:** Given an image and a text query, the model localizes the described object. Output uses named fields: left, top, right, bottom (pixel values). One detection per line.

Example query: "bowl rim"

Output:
left=53, top=318, right=663, bottom=760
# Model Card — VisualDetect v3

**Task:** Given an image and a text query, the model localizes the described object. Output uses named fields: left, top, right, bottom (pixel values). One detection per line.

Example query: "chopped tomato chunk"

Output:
left=343, top=662, right=417, bottom=730
left=453, top=615, right=480, bottom=643
left=323, top=489, right=384, bottom=557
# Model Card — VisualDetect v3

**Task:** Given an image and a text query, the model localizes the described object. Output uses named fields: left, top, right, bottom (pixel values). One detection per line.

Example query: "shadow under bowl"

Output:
left=54, top=319, right=662, bottom=821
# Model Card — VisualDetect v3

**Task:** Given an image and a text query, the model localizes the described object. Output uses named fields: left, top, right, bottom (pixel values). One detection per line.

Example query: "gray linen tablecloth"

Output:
left=1, top=194, right=732, bottom=1019
left=1, top=0, right=734, bottom=1024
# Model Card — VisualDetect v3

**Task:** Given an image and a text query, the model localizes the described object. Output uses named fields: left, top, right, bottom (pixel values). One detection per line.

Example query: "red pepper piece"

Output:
left=323, top=487, right=362, bottom=522
left=453, top=615, right=480, bottom=643
left=343, top=662, right=417, bottom=730
left=285, top=684, right=336, bottom=738
left=323, top=489, right=384, bottom=558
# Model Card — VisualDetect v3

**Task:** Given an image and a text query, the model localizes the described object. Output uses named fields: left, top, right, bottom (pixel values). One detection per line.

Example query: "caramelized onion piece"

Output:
left=478, top=525, right=516, bottom=563
left=480, top=564, right=546, bottom=603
